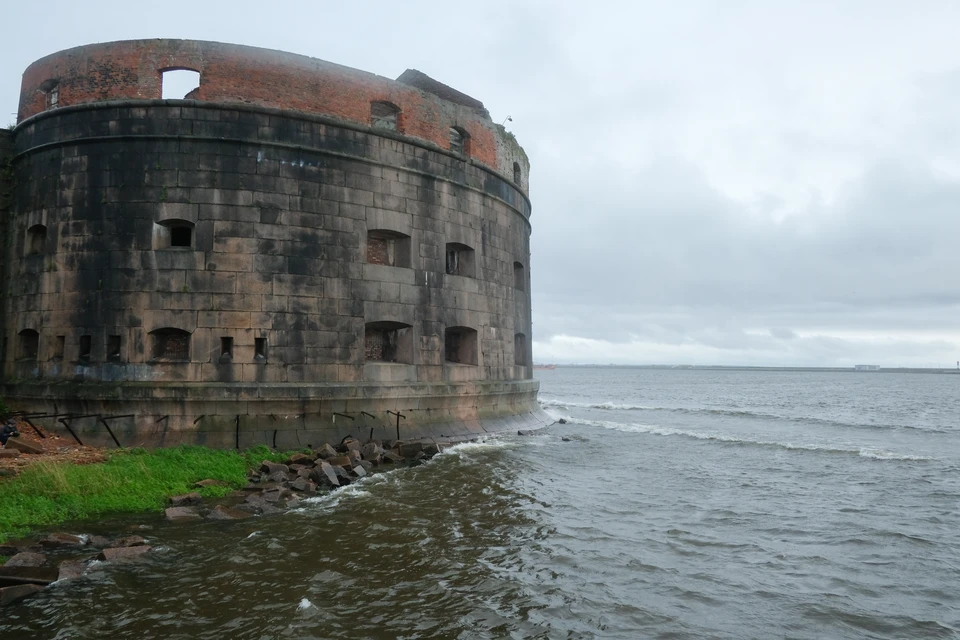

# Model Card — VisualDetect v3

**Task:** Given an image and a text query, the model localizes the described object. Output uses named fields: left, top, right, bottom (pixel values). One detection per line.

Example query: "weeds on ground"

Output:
left=0, top=445, right=301, bottom=543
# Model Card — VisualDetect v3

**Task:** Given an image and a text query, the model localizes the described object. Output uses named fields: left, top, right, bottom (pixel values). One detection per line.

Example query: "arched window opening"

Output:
left=26, top=224, right=47, bottom=255
left=513, top=261, right=525, bottom=291
left=153, top=219, right=195, bottom=249
left=149, top=328, right=191, bottom=361
left=515, top=333, right=528, bottom=366
left=450, top=126, right=469, bottom=155
left=364, top=321, right=413, bottom=364
left=18, top=329, right=39, bottom=361
left=371, top=101, right=401, bottom=131
left=445, top=326, right=478, bottom=365
left=161, top=68, right=201, bottom=100
left=513, top=161, right=522, bottom=186
left=366, top=230, right=411, bottom=268
left=445, top=242, right=476, bottom=278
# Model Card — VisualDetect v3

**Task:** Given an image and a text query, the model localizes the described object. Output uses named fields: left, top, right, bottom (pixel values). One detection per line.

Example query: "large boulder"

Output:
left=56, top=559, right=87, bottom=582
left=285, top=453, right=314, bottom=466
left=309, top=461, right=339, bottom=488
left=0, top=449, right=19, bottom=459
left=347, top=450, right=362, bottom=467
left=39, top=533, right=84, bottom=549
left=326, top=455, right=352, bottom=469
left=168, top=492, right=203, bottom=507
left=398, top=442, right=423, bottom=458
left=259, top=460, right=289, bottom=476
left=0, top=584, right=44, bottom=606
left=4, top=552, right=46, bottom=568
left=351, top=464, right=367, bottom=478
left=361, top=443, right=382, bottom=462
left=382, top=451, right=404, bottom=464
left=339, top=437, right=362, bottom=453
left=315, top=443, right=337, bottom=459
left=165, top=506, right=201, bottom=522
left=97, top=546, right=152, bottom=562
left=0, top=566, right=59, bottom=586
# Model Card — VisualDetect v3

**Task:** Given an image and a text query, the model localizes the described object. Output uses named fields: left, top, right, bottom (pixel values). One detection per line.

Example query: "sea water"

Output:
left=2, top=367, right=958, bottom=639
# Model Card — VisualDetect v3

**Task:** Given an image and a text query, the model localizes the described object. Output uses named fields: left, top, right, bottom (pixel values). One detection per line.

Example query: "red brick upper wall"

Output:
left=18, top=39, right=522, bottom=179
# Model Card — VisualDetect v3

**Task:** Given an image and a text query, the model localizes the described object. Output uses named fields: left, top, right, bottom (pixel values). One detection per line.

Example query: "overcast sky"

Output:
left=3, top=1, right=960, bottom=367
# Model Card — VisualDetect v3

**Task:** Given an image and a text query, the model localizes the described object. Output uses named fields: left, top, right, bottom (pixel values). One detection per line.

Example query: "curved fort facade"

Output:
left=0, top=39, right=549, bottom=448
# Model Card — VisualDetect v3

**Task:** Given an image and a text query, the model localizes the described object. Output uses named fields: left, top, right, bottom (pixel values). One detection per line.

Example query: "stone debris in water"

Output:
left=0, top=437, right=456, bottom=607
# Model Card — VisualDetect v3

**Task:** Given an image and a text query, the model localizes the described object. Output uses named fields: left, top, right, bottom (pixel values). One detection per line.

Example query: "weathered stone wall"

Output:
left=1, top=40, right=546, bottom=447
left=0, top=128, right=12, bottom=378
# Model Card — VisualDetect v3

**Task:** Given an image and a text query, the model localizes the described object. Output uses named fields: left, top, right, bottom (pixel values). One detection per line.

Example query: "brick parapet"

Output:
left=17, top=39, right=530, bottom=194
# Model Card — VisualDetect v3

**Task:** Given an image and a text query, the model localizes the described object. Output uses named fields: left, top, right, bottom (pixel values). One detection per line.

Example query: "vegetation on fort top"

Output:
left=0, top=445, right=295, bottom=544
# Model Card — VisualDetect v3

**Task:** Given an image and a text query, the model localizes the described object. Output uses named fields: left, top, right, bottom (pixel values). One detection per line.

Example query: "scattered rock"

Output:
left=56, top=559, right=87, bottom=582
left=347, top=450, right=362, bottom=467
left=0, top=584, right=44, bottom=606
left=265, top=470, right=287, bottom=484
left=339, top=437, right=361, bottom=453
left=113, top=535, right=146, bottom=548
left=259, top=460, right=289, bottom=476
left=315, top=443, right=337, bottom=459
left=207, top=505, right=254, bottom=521
left=4, top=439, right=43, bottom=455
left=310, top=462, right=339, bottom=488
left=558, top=418, right=567, bottom=424
left=165, top=506, right=201, bottom=522
left=398, top=442, right=423, bottom=458
left=261, top=488, right=285, bottom=503
left=0, top=450, right=20, bottom=459
left=561, top=437, right=571, bottom=442
left=39, top=533, right=85, bottom=549
left=193, top=479, right=230, bottom=489
left=326, top=455, right=352, bottom=468
left=290, top=477, right=311, bottom=492
left=422, top=442, right=443, bottom=458
left=285, top=453, right=314, bottom=466
left=361, top=442, right=381, bottom=461
left=357, top=460, right=374, bottom=473
left=331, top=465, right=351, bottom=484
left=168, top=492, right=202, bottom=507
left=352, top=464, right=367, bottom=478
left=86, top=535, right=112, bottom=548
left=4, top=552, right=46, bottom=568
left=382, top=451, right=403, bottom=464
left=97, top=546, right=152, bottom=562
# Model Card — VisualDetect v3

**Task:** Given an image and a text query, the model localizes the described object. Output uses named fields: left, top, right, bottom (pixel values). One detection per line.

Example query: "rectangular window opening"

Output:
left=254, top=337, right=267, bottom=361
left=220, top=336, right=234, bottom=362
left=444, top=327, right=478, bottom=365
left=79, top=335, right=92, bottom=364
left=161, top=69, right=201, bottom=100
left=107, top=335, right=121, bottom=362
left=515, top=333, right=528, bottom=366
left=54, top=336, right=65, bottom=361
left=445, top=243, right=475, bottom=277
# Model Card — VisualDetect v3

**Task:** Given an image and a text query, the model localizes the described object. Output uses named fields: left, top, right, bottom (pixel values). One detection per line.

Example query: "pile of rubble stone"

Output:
left=164, top=436, right=449, bottom=521
left=0, top=532, right=152, bottom=606
left=0, top=436, right=449, bottom=607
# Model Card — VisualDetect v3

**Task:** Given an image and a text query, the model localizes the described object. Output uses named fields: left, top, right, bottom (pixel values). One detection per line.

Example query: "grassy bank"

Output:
left=0, top=445, right=292, bottom=544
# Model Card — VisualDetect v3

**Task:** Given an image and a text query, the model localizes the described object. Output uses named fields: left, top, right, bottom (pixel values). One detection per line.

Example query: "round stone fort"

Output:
left=0, top=39, right=548, bottom=448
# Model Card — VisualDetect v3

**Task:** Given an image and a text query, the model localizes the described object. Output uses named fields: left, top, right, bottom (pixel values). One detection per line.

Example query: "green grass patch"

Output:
left=0, top=445, right=298, bottom=544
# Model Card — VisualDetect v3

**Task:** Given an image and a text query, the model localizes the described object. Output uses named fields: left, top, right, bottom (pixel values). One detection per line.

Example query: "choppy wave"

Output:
left=558, top=415, right=935, bottom=461
left=539, top=398, right=943, bottom=433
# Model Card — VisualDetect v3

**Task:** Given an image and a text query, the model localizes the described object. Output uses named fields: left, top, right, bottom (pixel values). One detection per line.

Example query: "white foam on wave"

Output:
left=564, top=416, right=935, bottom=462
left=436, top=437, right=513, bottom=457
left=297, top=598, right=314, bottom=611
left=540, top=398, right=651, bottom=411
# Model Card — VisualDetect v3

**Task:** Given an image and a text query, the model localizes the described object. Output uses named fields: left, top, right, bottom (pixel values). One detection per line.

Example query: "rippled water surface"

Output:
left=4, top=368, right=960, bottom=639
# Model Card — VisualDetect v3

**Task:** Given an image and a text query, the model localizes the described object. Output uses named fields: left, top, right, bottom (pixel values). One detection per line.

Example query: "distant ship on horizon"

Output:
left=533, top=364, right=558, bottom=370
